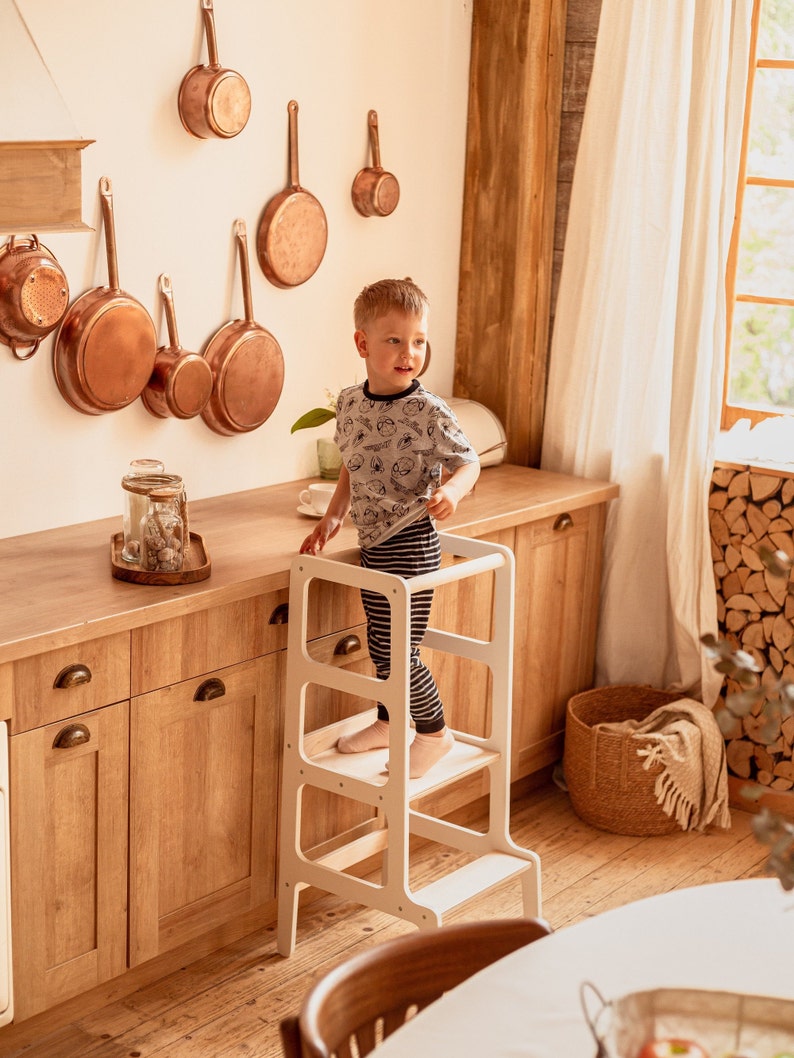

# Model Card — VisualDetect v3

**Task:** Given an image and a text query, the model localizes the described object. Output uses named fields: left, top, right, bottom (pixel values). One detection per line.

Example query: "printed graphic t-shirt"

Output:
left=335, top=380, right=478, bottom=548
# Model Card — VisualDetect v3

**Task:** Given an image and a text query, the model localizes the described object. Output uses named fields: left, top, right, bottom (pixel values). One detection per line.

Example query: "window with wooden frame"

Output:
left=724, top=0, right=794, bottom=429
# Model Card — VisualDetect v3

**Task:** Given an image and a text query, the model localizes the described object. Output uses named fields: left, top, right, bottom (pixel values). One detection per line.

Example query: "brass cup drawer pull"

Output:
left=553, top=513, right=574, bottom=532
left=52, top=723, right=91, bottom=749
left=194, top=677, right=226, bottom=702
left=53, top=663, right=92, bottom=689
left=269, top=602, right=289, bottom=624
left=334, top=634, right=362, bottom=656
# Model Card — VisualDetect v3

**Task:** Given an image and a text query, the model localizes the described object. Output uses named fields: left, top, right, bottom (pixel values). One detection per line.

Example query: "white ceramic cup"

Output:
left=299, top=482, right=336, bottom=515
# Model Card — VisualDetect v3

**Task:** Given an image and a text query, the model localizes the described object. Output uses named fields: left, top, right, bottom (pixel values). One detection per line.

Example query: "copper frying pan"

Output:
left=256, top=100, right=328, bottom=288
left=53, top=177, right=157, bottom=415
left=351, top=110, right=400, bottom=217
left=178, top=0, right=251, bottom=140
left=141, top=274, right=213, bottom=419
left=201, top=220, right=285, bottom=435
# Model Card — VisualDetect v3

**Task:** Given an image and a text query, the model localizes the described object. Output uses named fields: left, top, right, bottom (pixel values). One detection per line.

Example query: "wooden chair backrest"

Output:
left=281, top=917, right=552, bottom=1058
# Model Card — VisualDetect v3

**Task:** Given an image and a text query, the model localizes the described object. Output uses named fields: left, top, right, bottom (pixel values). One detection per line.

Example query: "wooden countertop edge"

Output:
left=0, top=466, right=619, bottom=664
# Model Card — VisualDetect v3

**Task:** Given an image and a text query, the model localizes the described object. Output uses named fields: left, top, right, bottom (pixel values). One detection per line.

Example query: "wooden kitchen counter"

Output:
left=0, top=464, right=618, bottom=665
left=0, top=461, right=619, bottom=1031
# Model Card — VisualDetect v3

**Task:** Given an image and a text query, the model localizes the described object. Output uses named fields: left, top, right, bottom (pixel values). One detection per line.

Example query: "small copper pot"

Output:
left=178, top=0, right=251, bottom=140
left=142, top=274, right=213, bottom=419
left=0, top=235, right=69, bottom=360
left=351, top=110, right=400, bottom=218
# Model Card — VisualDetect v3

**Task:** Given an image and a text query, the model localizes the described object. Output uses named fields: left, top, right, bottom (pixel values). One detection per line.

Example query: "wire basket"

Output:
left=563, top=685, right=685, bottom=836
left=581, top=981, right=794, bottom=1058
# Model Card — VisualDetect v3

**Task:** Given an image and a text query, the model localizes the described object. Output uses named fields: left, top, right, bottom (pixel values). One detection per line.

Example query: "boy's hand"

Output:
left=299, top=514, right=343, bottom=554
left=425, top=483, right=461, bottom=521
left=426, top=461, right=480, bottom=520
left=298, top=466, right=350, bottom=554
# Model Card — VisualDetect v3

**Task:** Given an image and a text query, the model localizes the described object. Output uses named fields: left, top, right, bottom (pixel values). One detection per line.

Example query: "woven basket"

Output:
left=563, top=685, right=686, bottom=836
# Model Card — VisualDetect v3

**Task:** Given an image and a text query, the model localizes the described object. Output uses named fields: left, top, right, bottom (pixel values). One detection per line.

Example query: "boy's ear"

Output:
left=354, top=329, right=368, bottom=358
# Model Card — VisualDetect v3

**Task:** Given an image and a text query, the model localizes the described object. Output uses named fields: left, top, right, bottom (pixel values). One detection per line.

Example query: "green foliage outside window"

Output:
left=728, top=0, right=794, bottom=415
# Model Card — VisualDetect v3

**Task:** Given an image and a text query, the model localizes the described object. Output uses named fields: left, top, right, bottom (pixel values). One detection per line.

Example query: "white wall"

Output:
left=1, top=0, right=472, bottom=539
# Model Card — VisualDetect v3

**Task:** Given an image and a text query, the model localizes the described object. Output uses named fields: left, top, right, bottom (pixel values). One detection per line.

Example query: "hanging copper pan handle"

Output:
left=236, top=218, right=256, bottom=323
left=201, top=0, right=221, bottom=67
left=201, top=219, right=285, bottom=435
left=178, top=0, right=251, bottom=140
left=288, top=99, right=301, bottom=190
left=256, top=100, right=328, bottom=288
left=52, top=176, right=157, bottom=415
left=101, top=177, right=121, bottom=291
left=142, top=273, right=213, bottom=420
left=161, top=273, right=181, bottom=348
left=351, top=110, right=400, bottom=218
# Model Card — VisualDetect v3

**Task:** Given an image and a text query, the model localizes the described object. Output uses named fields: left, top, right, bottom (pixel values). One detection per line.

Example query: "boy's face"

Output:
left=354, top=309, right=428, bottom=395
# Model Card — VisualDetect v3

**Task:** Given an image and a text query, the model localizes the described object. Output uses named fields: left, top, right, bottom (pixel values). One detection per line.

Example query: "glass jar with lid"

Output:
left=121, top=459, right=164, bottom=561
left=122, top=470, right=183, bottom=563
left=139, top=486, right=184, bottom=573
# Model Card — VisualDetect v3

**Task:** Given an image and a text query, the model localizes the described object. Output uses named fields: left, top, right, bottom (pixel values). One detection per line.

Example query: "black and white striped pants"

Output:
left=359, top=516, right=445, bottom=733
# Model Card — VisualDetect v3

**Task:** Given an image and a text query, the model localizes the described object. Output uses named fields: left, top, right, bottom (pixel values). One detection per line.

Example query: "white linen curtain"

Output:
left=541, top=0, right=753, bottom=704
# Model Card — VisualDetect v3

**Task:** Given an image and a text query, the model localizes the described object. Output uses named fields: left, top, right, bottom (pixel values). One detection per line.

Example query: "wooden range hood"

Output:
left=0, top=4, right=92, bottom=235
left=0, top=140, right=93, bottom=235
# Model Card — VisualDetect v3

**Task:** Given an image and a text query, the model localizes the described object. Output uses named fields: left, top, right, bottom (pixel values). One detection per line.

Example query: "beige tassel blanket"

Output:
left=597, top=698, right=731, bottom=831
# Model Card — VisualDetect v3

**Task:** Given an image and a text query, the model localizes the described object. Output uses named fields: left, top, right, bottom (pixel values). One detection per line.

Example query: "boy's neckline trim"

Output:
left=363, top=379, right=421, bottom=402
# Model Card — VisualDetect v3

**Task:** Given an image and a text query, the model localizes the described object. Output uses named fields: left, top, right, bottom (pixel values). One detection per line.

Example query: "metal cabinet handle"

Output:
left=53, top=663, right=92, bottom=689
left=334, top=634, right=362, bottom=656
left=269, top=602, right=289, bottom=624
left=553, top=513, right=574, bottom=532
left=194, top=677, right=226, bottom=701
left=52, top=723, right=91, bottom=749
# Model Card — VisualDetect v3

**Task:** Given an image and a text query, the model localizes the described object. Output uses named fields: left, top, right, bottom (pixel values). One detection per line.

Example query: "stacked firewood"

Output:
left=709, top=463, right=794, bottom=789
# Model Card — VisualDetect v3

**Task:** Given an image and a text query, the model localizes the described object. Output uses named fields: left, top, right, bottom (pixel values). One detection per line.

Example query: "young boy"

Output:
left=299, top=278, right=480, bottom=778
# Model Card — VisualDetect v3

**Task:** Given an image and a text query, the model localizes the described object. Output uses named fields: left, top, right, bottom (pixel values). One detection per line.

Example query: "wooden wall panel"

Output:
left=454, top=0, right=567, bottom=468
left=454, top=0, right=603, bottom=467
left=553, top=4, right=602, bottom=330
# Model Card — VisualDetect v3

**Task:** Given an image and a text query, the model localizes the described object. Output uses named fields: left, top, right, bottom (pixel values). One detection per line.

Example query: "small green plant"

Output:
left=290, top=389, right=339, bottom=434
left=702, top=543, right=794, bottom=889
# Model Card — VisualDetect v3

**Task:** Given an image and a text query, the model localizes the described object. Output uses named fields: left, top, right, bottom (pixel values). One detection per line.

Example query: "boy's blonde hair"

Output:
left=353, top=277, right=429, bottom=329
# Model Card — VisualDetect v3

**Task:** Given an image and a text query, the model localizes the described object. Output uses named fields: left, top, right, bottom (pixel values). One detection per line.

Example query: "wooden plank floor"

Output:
left=2, top=782, right=771, bottom=1058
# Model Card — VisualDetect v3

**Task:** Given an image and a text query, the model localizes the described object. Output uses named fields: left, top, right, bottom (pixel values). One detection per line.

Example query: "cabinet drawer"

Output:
left=524, top=504, right=595, bottom=545
left=131, top=589, right=290, bottom=695
left=7, top=632, right=130, bottom=734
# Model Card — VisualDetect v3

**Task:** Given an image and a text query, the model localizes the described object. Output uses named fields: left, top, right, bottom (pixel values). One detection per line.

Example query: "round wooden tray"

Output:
left=110, top=530, right=211, bottom=585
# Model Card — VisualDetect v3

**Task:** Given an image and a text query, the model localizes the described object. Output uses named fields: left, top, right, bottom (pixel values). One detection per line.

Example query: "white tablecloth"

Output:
left=374, top=879, right=794, bottom=1057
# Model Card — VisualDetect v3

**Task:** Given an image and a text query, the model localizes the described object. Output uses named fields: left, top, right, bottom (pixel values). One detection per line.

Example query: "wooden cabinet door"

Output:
left=511, top=503, right=607, bottom=777
left=129, top=655, right=281, bottom=965
left=11, top=702, right=129, bottom=1020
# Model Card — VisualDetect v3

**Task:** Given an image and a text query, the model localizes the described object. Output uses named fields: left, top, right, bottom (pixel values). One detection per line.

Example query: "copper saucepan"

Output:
left=201, top=219, right=285, bottom=435
left=178, top=0, right=251, bottom=140
left=256, top=100, right=328, bottom=288
left=53, top=177, right=157, bottom=415
left=0, top=234, right=69, bottom=360
left=351, top=110, right=400, bottom=218
left=141, top=274, right=213, bottom=419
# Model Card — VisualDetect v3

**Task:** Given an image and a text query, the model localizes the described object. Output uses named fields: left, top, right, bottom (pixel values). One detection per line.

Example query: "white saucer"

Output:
left=297, top=503, right=322, bottom=518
